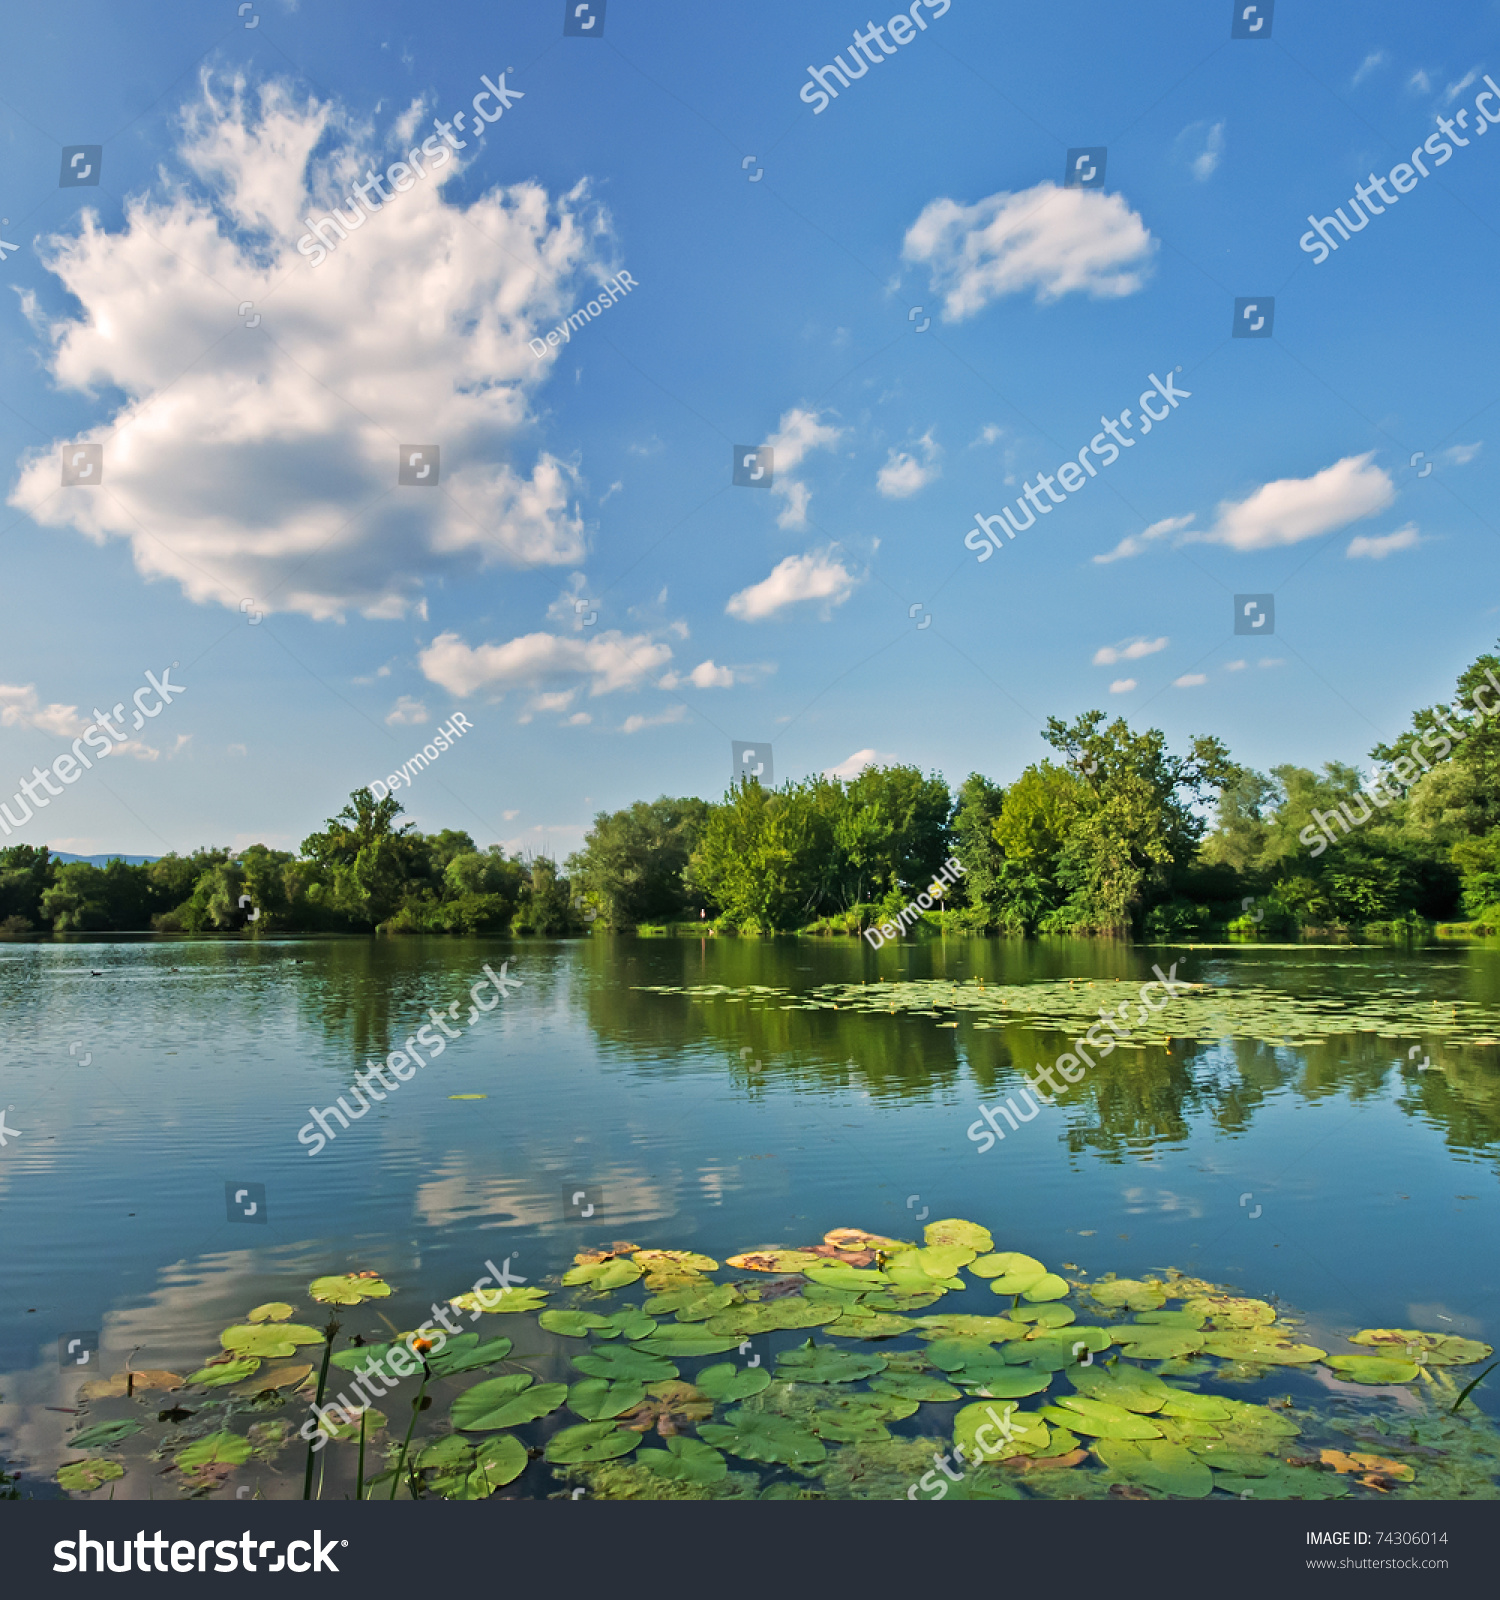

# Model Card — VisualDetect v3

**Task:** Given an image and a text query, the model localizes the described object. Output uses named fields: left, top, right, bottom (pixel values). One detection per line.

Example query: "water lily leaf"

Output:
left=1134, top=1308, right=1207, bottom=1329
left=1213, top=1465, right=1349, bottom=1499
left=695, top=1362, right=773, bottom=1401
left=632, top=1249, right=719, bottom=1272
left=246, top=1302, right=295, bottom=1323
left=958, top=1366, right=1054, bottom=1400
left=618, top=1381, right=714, bottom=1433
left=926, top=1336, right=1002, bottom=1372
left=806, top=1398, right=895, bottom=1443
left=1109, top=1327, right=1205, bottom=1361
left=427, top=1334, right=514, bottom=1377
left=646, top=1283, right=740, bottom=1318
left=1349, top=1329, right=1493, bottom=1367
left=316, top=1408, right=386, bottom=1444
left=914, top=1314, right=1027, bottom=1342
left=188, top=1357, right=261, bottom=1388
left=1006, top=1327, right=1110, bottom=1368
left=1157, top=1389, right=1233, bottom=1422
left=870, top=1371, right=962, bottom=1402
left=545, top=1422, right=641, bottom=1465
left=220, top=1323, right=324, bottom=1359
left=969, top=1251, right=1047, bottom=1294
left=598, top=1309, right=660, bottom=1339
left=863, top=1289, right=945, bottom=1312
left=884, top=1266, right=964, bottom=1296
left=562, top=1258, right=643, bottom=1291
left=175, top=1431, right=252, bottom=1469
left=68, top=1419, right=143, bottom=1450
left=1325, top=1354, right=1420, bottom=1384
left=308, top=1273, right=392, bottom=1305
left=705, top=1299, right=841, bottom=1336
left=231, top=1362, right=313, bottom=1396
left=886, top=1244, right=977, bottom=1280
left=827, top=1311, right=916, bottom=1340
left=1185, top=1294, right=1276, bottom=1328
left=540, top=1310, right=614, bottom=1338
left=57, top=1458, right=126, bottom=1493
left=633, top=1330, right=742, bottom=1358
left=775, top=1340, right=887, bottom=1384
left=725, top=1248, right=825, bottom=1274
left=80, top=1369, right=183, bottom=1399
left=699, top=1410, right=826, bottom=1465
left=953, top=1401, right=1050, bottom=1459
left=423, top=1434, right=528, bottom=1498
left=1010, top=1304, right=1076, bottom=1328
left=573, top=1345, right=680, bottom=1382
left=636, top=1436, right=728, bottom=1483
left=1095, top=1438, right=1213, bottom=1497
left=1044, top=1397, right=1163, bottom=1440
left=450, top=1285, right=548, bottom=1315
left=1068, top=1367, right=1172, bottom=1413
left=331, top=1342, right=391, bottom=1371
left=1088, top=1278, right=1166, bottom=1312
left=1200, top=1332, right=1325, bottom=1364
left=451, top=1374, right=568, bottom=1431
left=1021, top=1273, right=1070, bottom=1303
left=568, top=1378, right=648, bottom=1420
left=924, top=1218, right=994, bottom=1253
left=823, top=1227, right=909, bottom=1254
left=1320, top=1448, right=1415, bottom=1481
left=803, top=1259, right=889, bottom=1291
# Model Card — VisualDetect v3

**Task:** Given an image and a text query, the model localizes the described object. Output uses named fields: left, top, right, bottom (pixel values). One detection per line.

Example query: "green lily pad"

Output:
left=420, top=1433, right=528, bottom=1498
left=539, top=1310, right=614, bottom=1338
left=724, top=1248, right=826, bottom=1274
left=705, top=1299, right=841, bottom=1336
left=1349, top=1329, right=1494, bottom=1367
left=175, top=1431, right=253, bottom=1469
left=970, top=1251, right=1047, bottom=1294
left=924, top=1218, right=994, bottom=1253
left=1021, top=1273, right=1070, bottom=1303
left=636, top=1436, right=728, bottom=1483
left=699, top=1410, right=827, bottom=1466
left=330, top=1343, right=391, bottom=1372
left=1088, top=1278, right=1166, bottom=1312
left=562, top=1258, right=644, bottom=1291
left=870, top=1371, right=962, bottom=1402
left=957, top=1366, right=1054, bottom=1400
left=308, top=1274, right=392, bottom=1305
left=1213, top=1464, right=1349, bottom=1499
left=246, top=1302, right=296, bottom=1323
left=545, top=1422, right=641, bottom=1465
left=219, top=1323, right=324, bottom=1359
left=1200, top=1332, right=1325, bottom=1364
left=1010, top=1304, right=1077, bottom=1328
left=953, top=1401, right=1050, bottom=1459
left=633, top=1330, right=742, bottom=1358
left=774, top=1340, right=887, bottom=1384
left=592, top=1309, right=658, bottom=1341
left=633, top=1249, right=720, bottom=1273
left=57, top=1458, right=126, bottom=1493
left=926, top=1336, right=1002, bottom=1373
left=805, top=1395, right=904, bottom=1443
left=1095, top=1438, right=1214, bottom=1497
left=68, top=1419, right=143, bottom=1450
left=646, top=1283, right=740, bottom=1318
left=568, top=1378, right=648, bottom=1420
left=863, top=1289, right=946, bottom=1312
left=1109, top=1327, right=1205, bottom=1361
left=451, top=1374, right=569, bottom=1431
left=1134, top=1308, right=1207, bottom=1329
left=573, top=1345, right=680, bottom=1382
left=803, top=1259, right=889, bottom=1291
left=188, top=1356, right=261, bottom=1387
left=1186, top=1294, right=1276, bottom=1328
left=827, top=1311, right=916, bottom=1340
left=915, top=1314, right=1027, bottom=1342
left=449, top=1286, right=549, bottom=1315
left=1068, top=1366, right=1172, bottom=1413
left=1043, top=1397, right=1163, bottom=1440
left=1325, top=1354, right=1421, bottom=1384
left=427, top=1333, right=514, bottom=1377
left=885, top=1245, right=977, bottom=1280
left=694, top=1362, right=773, bottom=1402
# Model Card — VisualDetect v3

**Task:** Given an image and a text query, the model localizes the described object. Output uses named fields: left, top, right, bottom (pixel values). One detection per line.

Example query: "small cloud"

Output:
left=385, top=695, right=429, bottom=726
left=969, top=424, right=1005, bottom=448
left=622, top=704, right=687, bottom=734
left=1173, top=674, right=1208, bottom=688
left=599, top=480, right=624, bottom=504
left=1352, top=50, right=1387, bottom=86
left=1093, top=514, right=1193, bottom=564
left=168, top=734, right=193, bottom=758
left=1199, top=452, right=1394, bottom=551
left=658, top=659, right=738, bottom=690
left=530, top=690, right=577, bottom=713
left=765, top=407, right=844, bottom=529
left=876, top=429, right=941, bottom=499
left=1258, top=658, right=1284, bottom=668
left=726, top=549, right=859, bottom=622
left=1408, top=68, right=1433, bottom=93
left=1443, top=442, right=1482, bottom=465
left=1444, top=67, right=1480, bottom=103
left=824, top=747, right=897, bottom=780
left=629, top=436, right=665, bottom=457
left=1225, top=659, right=1247, bottom=672
left=1108, top=678, right=1137, bottom=694
left=1093, top=635, right=1169, bottom=666
left=502, top=809, right=520, bottom=820
left=565, top=712, right=592, bottom=726
left=1347, top=522, right=1421, bottom=560
left=1174, top=119, right=1225, bottom=181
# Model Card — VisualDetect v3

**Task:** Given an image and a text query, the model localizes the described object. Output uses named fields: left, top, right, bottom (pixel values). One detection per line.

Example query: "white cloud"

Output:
left=546, top=573, right=599, bottom=630
left=1173, top=674, right=1208, bottom=688
left=502, top=809, right=520, bottom=820
left=622, top=704, right=687, bottom=734
left=764, top=407, right=843, bottom=529
left=1092, top=635, right=1169, bottom=666
left=418, top=628, right=673, bottom=697
left=726, top=550, right=858, bottom=622
left=1444, top=67, right=1480, bottom=102
left=902, top=181, right=1156, bottom=320
left=1443, top=442, right=1482, bottom=465
left=0, top=684, right=157, bottom=758
left=823, top=747, right=897, bottom=780
left=1259, top=658, right=1284, bottom=668
left=1199, top=453, right=1394, bottom=551
left=1408, top=68, right=1433, bottom=93
left=1108, top=679, right=1137, bottom=694
left=384, top=695, right=428, bottom=725
left=969, top=424, right=1005, bottom=448
left=1352, top=51, right=1387, bottom=86
left=565, top=712, right=592, bottom=726
left=8, top=76, right=611, bottom=621
left=876, top=429, right=940, bottom=499
left=658, top=660, right=737, bottom=689
left=1175, top=119, right=1226, bottom=181
left=1225, top=659, right=1247, bottom=672
left=1347, top=521, right=1421, bottom=560
left=1093, top=514, right=1193, bottom=564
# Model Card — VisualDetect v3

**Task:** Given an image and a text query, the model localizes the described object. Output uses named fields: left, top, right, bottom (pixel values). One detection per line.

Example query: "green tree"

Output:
left=566, top=797, right=712, bottom=928
left=299, top=790, right=426, bottom=929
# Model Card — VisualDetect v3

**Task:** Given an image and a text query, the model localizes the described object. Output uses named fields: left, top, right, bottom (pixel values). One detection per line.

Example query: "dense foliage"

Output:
left=6, top=644, right=1499, bottom=939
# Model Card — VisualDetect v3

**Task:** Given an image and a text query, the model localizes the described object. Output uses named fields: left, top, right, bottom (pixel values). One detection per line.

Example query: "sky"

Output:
left=2, top=0, right=1499, bottom=860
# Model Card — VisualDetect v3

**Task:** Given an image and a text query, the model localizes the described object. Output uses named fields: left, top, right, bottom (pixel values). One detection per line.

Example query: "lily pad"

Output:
left=573, top=1345, right=680, bottom=1382
left=246, top=1302, right=296, bottom=1323
left=420, top=1433, right=528, bottom=1498
left=915, top=1314, right=1027, bottom=1342
left=803, top=1259, right=889, bottom=1291
left=220, top=1323, right=324, bottom=1359
left=958, top=1366, right=1054, bottom=1400
left=68, top=1419, right=143, bottom=1450
left=705, top=1299, right=841, bottom=1336
left=632, top=1249, right=719, bottom=1272
left=870, top=1371, right=962, bottom=1403
left=230, top=1362, right=313, bottom=1396
left=924, top=1218, right=994, bottom=1253
left=188, top=1357, right=261, bottom=1388
left=1109, top=1327, right=1205, bottom=1361
left=1213, top=1464, right=1349, bottom=1499
left=724, top=1248, right=825, bottom=1274
left=1010, top=1304, right=1077, bottom=1328
left=427, top=1334, right=514, bottom=1378
left=634, top=1329, right=742, bottom=1358
left=699, top=1409, right=827, bottom=1466
left=926, top=1336, right=1003, bottom=1373
left=561, top=1258, right=644, bottom=1291
left=568, top=1378, right=649, bottom=1420
left=308, top=1273, right=392, bottom=1305
left=647, top=1284, right=740, bottom=1318
left=57, top=1459, right=126, bottom=1493
left=1021, top=1273, right=1070, bottom=1303
left=545, top=1422, right=641, bottom=1465
left=539, top=1310, right=614, bottom=1338
left=175, top=1431, right=253, bottom=1469
left=1088, top=1278, right=1166, bottom=1312
left=451, top=1374, right=569, bottom=1431
left=826, top=1311, right=916, bottom=1340
left=1349, top=1329, right=1493, bottom=1367
left=1043, top=1397, right=1163, bottom=1440
left=80, top=1369, right=182, bottom=1399
left=636, top=1436, right=728, bottom=1483
left=953, top=1401, right=1051, bottom=1459
left=450, top=1285, right=548, bottom=1315
left=1325, top=1354, right=1420, bottom=1385
left=886, top=1244, right=977, bottom=1280
left=1095, top=1438, right=1214, bottom=1497
left=694, top=1363, right=774, bottom=1405
left=1200, top=1332, right=1325, bottom=1364
left=774, top=1340, right=887, bottom=1384
left=970, top=1251, right=1047, bottom=1293
left=331, top=1343, right=391, bottom=1372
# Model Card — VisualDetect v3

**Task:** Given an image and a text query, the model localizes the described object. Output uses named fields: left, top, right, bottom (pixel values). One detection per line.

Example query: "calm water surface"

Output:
left=3, top=934, right=1498, bottom=1494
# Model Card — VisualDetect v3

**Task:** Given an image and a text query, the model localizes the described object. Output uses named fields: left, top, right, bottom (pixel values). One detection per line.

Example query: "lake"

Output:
left=3, top=934, right=1497, bottom=1500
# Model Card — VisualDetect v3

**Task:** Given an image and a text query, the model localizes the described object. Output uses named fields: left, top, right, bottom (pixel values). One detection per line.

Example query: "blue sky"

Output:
left=2, top=0, right=1499, bottom=858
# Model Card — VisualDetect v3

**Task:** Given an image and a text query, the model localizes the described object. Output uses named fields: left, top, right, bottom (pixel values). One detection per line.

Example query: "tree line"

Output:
left=5, top=643, right=1499, bottom=939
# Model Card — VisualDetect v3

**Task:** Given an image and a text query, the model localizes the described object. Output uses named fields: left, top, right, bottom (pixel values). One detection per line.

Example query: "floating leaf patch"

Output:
left=1325, top=1354, right=1420, bottom=1385
left=451, top=1375, right=568, bottom=1431
left=1349, top=1329, right=1493, bottom=1367
left=220, top=1323, right=324, bottom=1359
left=246, top=1302, right=295, bottom=1323
left=636, top=1436, right=728, bottom=1483
left=568, top=1378, right=648, bottom=1421
left=57, top=1459, right=126, bottom=1493
left=774, top=1340, right=887, bottom=1384
left=695, top=1363, right=772, bottom=1402
left=308, top=1274, right=392, bottom=1305
left=545, top=1422, right=641, bottom=1465
left=68, top=1419, right=142, bottom=1450
left=699, top=1410, right=826, bottom=1466
left=175, top=1431, right=253, bottom=1469
left=427, top=1334, right=514, bottom=1378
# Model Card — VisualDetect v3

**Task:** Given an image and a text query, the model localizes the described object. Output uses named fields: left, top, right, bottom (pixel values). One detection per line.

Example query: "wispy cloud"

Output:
left=1347, top=522, right=1421, bottom=560
left=1108, top=678, right=1137, bottom=694
left=823, top=747, right=897, bottom=780
left=1092, top=635, right=1169, bottom=666
left=876, top=429, right=941, bottom=498
left=1352, top=50, right=1387, bottom=87
left=1093, top=514, right=1193, bottom=564
left=726, top=550, right=859, bottom=622
left=1174, top=119, right=1225, bottom=181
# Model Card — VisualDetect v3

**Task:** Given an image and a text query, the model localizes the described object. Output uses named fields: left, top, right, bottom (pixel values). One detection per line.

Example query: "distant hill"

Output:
left=51, top=853, right=161, bottom=867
